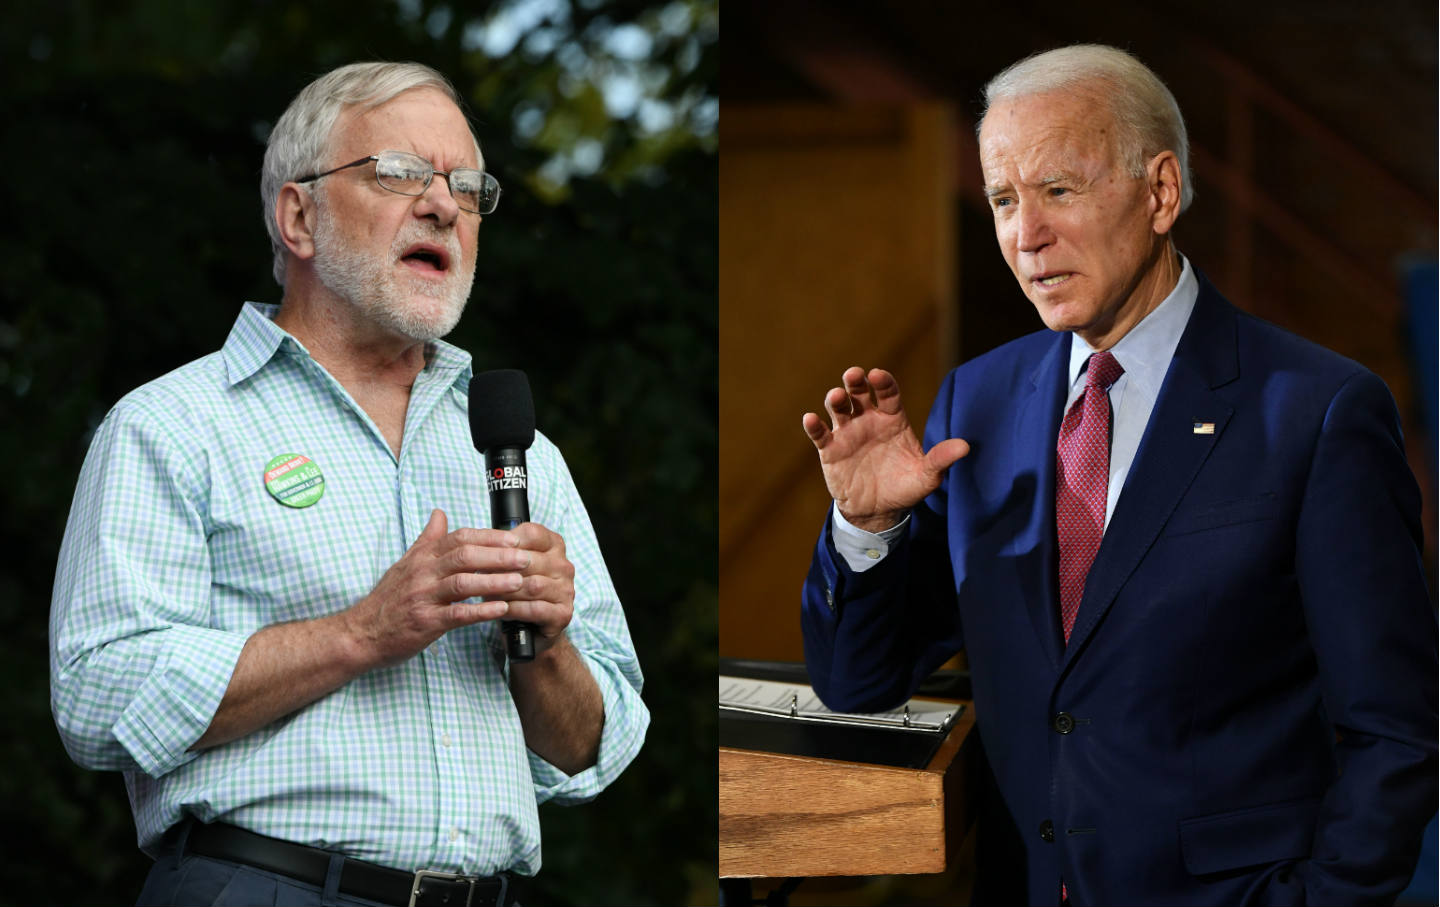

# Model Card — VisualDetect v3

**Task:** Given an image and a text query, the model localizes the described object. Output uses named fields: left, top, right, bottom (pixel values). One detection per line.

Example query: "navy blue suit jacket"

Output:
left=803, top=273, right=1437, bottom=905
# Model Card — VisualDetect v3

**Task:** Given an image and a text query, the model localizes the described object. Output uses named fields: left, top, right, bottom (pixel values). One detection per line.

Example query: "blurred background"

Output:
left=1, top=0, right=716, bottom=904
left=719, top=1, right=1436, bottom=904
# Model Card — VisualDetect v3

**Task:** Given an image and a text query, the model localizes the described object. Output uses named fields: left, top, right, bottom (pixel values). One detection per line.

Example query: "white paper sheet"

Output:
left=718, top=675, right=960, bottom=732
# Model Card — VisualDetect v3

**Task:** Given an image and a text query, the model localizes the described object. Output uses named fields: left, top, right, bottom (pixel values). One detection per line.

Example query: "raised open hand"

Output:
left=802, top=367, right=970, bottom=532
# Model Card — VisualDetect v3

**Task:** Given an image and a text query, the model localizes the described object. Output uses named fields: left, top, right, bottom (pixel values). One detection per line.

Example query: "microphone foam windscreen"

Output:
left=469, top=369, right=536, bottom=450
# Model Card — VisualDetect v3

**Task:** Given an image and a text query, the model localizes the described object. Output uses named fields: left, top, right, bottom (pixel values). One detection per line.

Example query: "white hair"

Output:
left=261, top=61, right=483, bottom=286
left=981, top=44, right=1194, bottom=213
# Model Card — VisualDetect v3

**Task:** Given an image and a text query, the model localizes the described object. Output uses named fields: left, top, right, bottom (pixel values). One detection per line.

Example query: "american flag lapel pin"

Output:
left=1192, top=421, right=1215, bottom=435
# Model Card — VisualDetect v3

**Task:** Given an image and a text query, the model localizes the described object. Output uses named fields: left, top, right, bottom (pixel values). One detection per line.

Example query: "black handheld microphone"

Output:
left=468, top=368, right=538, bottom=663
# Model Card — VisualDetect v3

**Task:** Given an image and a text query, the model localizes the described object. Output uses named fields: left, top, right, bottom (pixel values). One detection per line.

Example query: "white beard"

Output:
left=311, top=204, right=474, bottom=342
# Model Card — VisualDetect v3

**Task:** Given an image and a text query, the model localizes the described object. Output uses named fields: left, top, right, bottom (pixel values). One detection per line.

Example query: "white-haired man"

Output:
left=802, top=44, right=1435, bottom=905
left=50, top=62, right=648, bottom=907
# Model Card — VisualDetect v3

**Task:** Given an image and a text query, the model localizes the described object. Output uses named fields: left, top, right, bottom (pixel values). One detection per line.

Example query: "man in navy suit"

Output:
left=801, top=44, right=1436, bottom=906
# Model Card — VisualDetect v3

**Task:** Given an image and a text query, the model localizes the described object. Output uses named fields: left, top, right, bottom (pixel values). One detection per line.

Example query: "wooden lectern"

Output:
left=719, top=699, right=977, bottom=881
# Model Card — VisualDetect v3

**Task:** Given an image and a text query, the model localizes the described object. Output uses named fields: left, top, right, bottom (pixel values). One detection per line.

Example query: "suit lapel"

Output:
left=1062, top=278, right=1240, bottom=665
left=1013, top=332, right=1071, bottom=669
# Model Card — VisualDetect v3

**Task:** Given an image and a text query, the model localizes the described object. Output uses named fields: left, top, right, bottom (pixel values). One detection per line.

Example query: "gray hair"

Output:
left=261, top=61, right=483, bottom=286
left=981, top=44, right=1193, bottom=213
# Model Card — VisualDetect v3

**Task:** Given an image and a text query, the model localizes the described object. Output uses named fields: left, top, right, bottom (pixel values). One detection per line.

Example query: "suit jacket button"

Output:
left=1039, top=819, right=1055, bottom=842
left=1052, top=712, right=1075, bottom=734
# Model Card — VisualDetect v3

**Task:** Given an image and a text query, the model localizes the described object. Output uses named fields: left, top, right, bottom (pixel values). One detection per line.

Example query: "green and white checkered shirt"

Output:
left=50, top=302, right=648, bottom=876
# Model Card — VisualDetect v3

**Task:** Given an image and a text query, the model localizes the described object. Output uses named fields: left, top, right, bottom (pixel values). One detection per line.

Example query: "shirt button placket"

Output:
left=426, top=646, right=467, bottom=860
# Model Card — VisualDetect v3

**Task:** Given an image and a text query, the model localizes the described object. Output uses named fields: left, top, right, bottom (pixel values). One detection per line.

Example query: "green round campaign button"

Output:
left=263, top=453, right=325, bottom=508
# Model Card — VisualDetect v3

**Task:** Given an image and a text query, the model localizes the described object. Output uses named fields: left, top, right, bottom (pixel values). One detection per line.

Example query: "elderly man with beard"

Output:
left=49, top=62, right=648, bottom=907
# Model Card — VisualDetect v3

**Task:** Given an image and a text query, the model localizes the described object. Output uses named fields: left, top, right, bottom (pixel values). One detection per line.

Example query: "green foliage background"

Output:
left=0, top=1, right=717, bottom=904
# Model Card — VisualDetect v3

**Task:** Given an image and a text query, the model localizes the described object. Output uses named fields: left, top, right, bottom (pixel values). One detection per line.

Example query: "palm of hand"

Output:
left=821, top=409, right=936, bottom=525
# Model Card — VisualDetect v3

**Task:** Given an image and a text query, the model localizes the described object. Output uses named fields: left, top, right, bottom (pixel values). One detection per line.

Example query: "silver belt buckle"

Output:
left=410, top=869, right=476, bottom=907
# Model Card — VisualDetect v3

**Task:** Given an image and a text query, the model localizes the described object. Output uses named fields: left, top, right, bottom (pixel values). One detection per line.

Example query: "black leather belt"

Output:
left=185, top=821, right=513, bottom=907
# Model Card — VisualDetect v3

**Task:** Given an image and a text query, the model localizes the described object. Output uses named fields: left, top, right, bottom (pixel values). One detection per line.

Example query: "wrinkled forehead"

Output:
left=330, top=87, right=483, bottom=171
left=978, top=89, right=1121, bottom=182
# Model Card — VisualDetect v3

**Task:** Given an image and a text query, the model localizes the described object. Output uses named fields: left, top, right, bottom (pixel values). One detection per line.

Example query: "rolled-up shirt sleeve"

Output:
left=527, top=644, right=648, bottom=804
left=50, top=397, right=247, bottom=778
left=524, top=472, right=649, bottom=805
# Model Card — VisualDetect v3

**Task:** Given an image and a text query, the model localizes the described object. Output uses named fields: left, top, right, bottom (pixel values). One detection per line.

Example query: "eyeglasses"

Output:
left=295, top=149, right=501, bottom=215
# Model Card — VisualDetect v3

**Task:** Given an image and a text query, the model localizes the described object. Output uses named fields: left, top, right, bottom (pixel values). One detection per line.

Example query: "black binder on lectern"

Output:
left=718, top=659, right=967, bottom=770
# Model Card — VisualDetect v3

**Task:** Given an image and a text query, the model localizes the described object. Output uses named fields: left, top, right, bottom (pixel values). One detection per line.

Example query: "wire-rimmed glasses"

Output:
left=295, top=149, right=501, bottom=215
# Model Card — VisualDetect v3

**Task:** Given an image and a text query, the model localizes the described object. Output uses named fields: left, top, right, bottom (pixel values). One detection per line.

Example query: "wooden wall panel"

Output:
left=720, top=103, right=958, bottom=660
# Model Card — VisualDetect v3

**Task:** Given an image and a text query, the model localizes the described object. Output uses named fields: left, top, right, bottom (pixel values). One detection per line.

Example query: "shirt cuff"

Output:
left=112, top=625, right=249, bottom=778
left=529, top=647, right=649, bottom=805
left=831, top=503, right=910, bottom=573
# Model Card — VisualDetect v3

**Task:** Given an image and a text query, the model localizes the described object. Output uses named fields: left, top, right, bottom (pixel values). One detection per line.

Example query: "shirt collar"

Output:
left=222, top=302, right=291, bottom=386
left=1067, top=253, right=1199, bottom=393
left=221, top=301, right=474, bottom=388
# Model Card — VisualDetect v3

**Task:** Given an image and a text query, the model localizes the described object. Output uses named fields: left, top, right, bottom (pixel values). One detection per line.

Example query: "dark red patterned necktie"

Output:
left=1055, top=351, right=1124, bottom=644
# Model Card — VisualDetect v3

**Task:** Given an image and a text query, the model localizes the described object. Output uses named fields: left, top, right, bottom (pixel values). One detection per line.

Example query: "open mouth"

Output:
left=400, top=244, right=451, bottom=273
left=1032, top=272, right=1072, bottom=288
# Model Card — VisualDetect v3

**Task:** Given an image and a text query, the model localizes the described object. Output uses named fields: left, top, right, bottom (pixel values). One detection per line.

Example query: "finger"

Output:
left=843, top=366, right=877, bottom=412
left=446, top=527, right=520, bottom=549
left=443, top=543, right=531, bottom=576
left=513, top=543, right=574, bottom=579
left=499, top=598, right=574, bottom=635
left=801, top=412, right=831, bottom=449
left=440, top=570, right=524, bottom=603
left=445, top=599, right=511, bottom=627
left=509, top=522, right=563, bottom=554
left=411, top=509, right=448, bottom=550
left=513, top=571, right=575, bottom=603
left=822, top=385, right=854, bottom=428
left=867, top=369, right=904, bottom=415
left=925, top=437, right=972, bottom=474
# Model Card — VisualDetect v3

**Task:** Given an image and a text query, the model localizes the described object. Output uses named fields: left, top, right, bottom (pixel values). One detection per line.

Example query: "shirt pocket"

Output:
left=1164, top=492, right=1281, bottom=538
left=1179, top=797, right=1318, bottom=875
